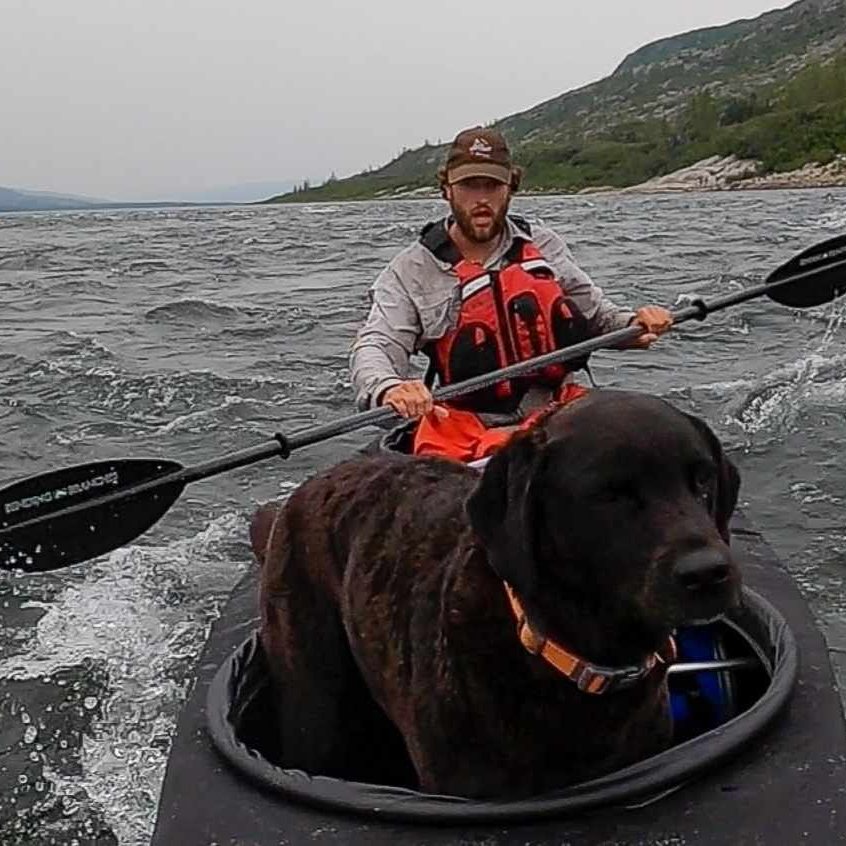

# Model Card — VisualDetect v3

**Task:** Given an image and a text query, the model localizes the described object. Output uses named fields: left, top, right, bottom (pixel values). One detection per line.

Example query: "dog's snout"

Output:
left=674, top=547, right=732, bottom=592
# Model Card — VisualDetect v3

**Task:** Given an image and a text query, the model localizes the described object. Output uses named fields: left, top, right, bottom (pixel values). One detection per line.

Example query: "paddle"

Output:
left=2, top=234, right=845, bottom=573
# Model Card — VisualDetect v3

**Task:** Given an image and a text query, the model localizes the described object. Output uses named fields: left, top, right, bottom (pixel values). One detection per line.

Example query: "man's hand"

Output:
left=627, top=306, right=673, bottom=349
left=381, top=380, right=441, bottom=419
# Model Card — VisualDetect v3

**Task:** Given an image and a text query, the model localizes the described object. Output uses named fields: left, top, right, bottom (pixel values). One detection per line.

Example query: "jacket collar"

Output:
left=421, top=216, right=532, bottom=269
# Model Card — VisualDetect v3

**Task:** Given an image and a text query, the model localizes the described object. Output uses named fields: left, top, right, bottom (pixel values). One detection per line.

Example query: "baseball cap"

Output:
left=445, top=127, right=513, bottom=185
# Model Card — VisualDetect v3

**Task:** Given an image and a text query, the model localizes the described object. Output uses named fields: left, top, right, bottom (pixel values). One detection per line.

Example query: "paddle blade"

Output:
left=767, top=234, right=846, bottom=308
left=0, top=459, right=185, bottom=573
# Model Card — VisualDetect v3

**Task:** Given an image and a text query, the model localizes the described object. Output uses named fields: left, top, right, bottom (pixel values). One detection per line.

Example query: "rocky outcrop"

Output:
left=737, top=154, right=846, bottom=190
left=620, top=155, right=759, bottom=193
left=620, top=154, right=846, bottom=194
left=577, top=185, right=619, bottom=195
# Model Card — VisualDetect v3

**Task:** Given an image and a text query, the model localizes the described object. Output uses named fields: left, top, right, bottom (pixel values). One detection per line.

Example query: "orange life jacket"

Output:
left=420, top=217, right=591, bottom=413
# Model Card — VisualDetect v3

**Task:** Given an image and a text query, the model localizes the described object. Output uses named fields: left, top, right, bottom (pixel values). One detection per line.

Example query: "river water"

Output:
left=1, top=191, right=845, bottom=844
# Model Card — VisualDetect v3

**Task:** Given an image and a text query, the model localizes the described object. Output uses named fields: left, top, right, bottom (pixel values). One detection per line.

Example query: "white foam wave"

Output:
left=790, top=481, right=845, bottom=507
left=29, top=366, right=296, bottom=445
left=66, top=331, right=112, bottom=356
left=815, top=207, right=846, bottom=230
left=684, top=300, right=846, bottom=442
left=732, top=351, right=846, bottom=437
left=0, top=511, right=250, bottom=846
left=155, top=394, right=290, bottom=436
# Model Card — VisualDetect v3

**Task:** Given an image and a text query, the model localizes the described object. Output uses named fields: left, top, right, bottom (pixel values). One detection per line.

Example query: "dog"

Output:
left=250, top=389, right=742, bottom=798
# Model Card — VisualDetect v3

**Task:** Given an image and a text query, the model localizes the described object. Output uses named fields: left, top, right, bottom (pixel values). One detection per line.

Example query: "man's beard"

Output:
left=451, top=201, right=508, bottom=244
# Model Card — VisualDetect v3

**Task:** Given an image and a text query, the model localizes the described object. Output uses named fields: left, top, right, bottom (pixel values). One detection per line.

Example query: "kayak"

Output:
left=151, top=500, right=846, bottom=844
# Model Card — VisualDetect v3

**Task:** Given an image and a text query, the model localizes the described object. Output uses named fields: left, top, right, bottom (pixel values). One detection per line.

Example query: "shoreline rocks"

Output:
left=377, top=154, right=846, bottom=201
left=615, top=153, right=846, bottom=194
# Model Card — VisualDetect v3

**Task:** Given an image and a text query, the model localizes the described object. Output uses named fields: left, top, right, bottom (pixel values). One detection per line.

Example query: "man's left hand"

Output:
left=627, top=306, right=673, bottom=348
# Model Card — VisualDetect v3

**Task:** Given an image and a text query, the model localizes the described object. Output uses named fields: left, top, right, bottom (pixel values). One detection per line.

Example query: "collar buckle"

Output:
left=576, top=662, right=651, bottom=695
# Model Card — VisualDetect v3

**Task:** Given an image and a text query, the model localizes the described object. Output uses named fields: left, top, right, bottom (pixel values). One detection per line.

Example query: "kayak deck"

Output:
left=151, top=513, right=846, bottom=845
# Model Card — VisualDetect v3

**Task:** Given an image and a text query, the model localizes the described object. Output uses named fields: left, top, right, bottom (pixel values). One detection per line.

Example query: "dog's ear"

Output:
left=465, top=428, right=547, bottom=595
left=250, top=502, right=281, bottom=567
left=684, top=413, right=740, bottom=543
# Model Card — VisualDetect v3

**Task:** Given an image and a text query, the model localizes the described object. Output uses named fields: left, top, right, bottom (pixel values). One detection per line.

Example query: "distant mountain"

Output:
left=0, top=180, right=302, bottom=212
left=0, top=187, right=206, bottom=213
left=270, top=0, right=846, bottom=201
left=0, top=186, right=108, bottom=212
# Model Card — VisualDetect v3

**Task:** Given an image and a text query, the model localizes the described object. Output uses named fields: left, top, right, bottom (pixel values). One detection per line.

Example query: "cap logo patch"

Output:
left=468, top=137, right=493, bottom=158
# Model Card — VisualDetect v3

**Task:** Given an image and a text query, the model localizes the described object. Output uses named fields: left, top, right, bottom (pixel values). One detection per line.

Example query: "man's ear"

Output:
left=465, top=428, right=547, bottom=596
left=684, top=413, right=741, bottom=543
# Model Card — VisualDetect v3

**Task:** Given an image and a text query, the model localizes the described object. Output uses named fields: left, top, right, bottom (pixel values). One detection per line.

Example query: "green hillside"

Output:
left=269, top=0, right=846, bottom=202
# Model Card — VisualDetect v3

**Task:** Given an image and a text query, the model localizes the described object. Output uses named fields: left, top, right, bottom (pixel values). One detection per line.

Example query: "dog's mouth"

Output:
left=675, top=575, right=741, bottom=627
left=643, top=545, right=741, bottom=629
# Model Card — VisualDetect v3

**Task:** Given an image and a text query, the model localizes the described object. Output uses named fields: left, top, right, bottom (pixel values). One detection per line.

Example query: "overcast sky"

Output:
left=2, top=0, right=788, bottom=200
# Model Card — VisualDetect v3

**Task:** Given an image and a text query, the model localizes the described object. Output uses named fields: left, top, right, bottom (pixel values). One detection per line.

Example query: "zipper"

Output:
left=490, top=270, right=516, bottom=364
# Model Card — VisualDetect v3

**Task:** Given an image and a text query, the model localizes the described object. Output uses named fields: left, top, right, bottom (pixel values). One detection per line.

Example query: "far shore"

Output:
left=272, top=153, right=846, bottom=205
left=270, top=180, right=846, bottom=206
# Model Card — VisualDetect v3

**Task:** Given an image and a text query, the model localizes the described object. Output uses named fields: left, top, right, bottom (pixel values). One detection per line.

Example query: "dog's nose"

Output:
left=674, top=548, right=732, bottom=592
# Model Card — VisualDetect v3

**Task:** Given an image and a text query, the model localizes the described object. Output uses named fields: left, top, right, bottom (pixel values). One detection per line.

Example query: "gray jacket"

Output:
left=350, top=216, right=635, bottom=410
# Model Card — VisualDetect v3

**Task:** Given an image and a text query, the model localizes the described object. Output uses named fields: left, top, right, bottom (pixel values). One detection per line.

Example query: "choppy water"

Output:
left=1, top=192, right=845, bottom=844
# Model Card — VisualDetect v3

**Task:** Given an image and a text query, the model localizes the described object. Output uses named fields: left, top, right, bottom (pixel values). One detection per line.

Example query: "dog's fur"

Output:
left=251, top=390, right=742, bottom=798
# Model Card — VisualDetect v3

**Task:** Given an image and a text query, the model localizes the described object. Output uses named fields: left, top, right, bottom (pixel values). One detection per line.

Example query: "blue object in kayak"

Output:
left=671, top=624, right=737, bottom=740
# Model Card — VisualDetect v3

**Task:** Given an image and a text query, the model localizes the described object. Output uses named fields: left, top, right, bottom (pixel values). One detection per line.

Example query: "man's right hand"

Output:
left=380, top=380, right=435, bottom=419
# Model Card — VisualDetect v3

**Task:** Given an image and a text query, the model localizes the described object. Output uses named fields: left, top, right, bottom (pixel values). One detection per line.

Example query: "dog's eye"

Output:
left=691, top=466, right=714, bottom=505
left=597, top=481, right=640, bottom=505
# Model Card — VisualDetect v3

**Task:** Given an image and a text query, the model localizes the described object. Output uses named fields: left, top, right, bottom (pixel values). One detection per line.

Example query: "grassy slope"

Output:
left=270, top=0, right=846, bottom=202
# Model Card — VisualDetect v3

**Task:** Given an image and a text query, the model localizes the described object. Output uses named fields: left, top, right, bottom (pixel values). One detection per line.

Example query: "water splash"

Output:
left=815, top=205, right=846, bottom=231
left=689, top=300, right=846, bottom=447
left=0, top=511, right=250, bottom=846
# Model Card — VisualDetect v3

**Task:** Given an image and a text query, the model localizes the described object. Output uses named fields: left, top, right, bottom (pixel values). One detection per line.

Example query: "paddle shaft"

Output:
left=223, top=250, right=846, bottom=461
left=8, top=251, right=846, bottom=527
left=4, top=235, right=846, bottom=568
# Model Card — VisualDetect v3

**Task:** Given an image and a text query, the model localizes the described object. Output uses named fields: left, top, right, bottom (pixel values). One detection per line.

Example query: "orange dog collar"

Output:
left=503, top=583, right=676, bottom=695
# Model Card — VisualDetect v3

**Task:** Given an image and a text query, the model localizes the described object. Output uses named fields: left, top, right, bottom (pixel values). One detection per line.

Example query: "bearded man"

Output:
left=350, top=126, right=672, bottom=460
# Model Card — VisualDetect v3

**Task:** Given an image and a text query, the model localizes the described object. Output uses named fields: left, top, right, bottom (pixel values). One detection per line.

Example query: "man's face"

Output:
left=446, top=176, right=511, bottom=244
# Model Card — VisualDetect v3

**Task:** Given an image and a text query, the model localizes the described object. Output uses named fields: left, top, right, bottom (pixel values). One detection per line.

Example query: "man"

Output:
left=350, top=126, right=672, bottom=460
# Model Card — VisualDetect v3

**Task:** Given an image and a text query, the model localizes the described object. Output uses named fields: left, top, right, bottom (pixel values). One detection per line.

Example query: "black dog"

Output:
left=251, top=390, right=742, bottom=798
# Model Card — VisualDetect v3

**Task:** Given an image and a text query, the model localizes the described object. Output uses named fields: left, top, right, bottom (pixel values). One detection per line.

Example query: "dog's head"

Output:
left=466, top=390, right=741, bottom=659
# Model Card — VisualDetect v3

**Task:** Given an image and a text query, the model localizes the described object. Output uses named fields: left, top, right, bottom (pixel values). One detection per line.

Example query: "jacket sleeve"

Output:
left=350, top=265, right=422, bottom=410
left=533, top=226, right=635, bottom=334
